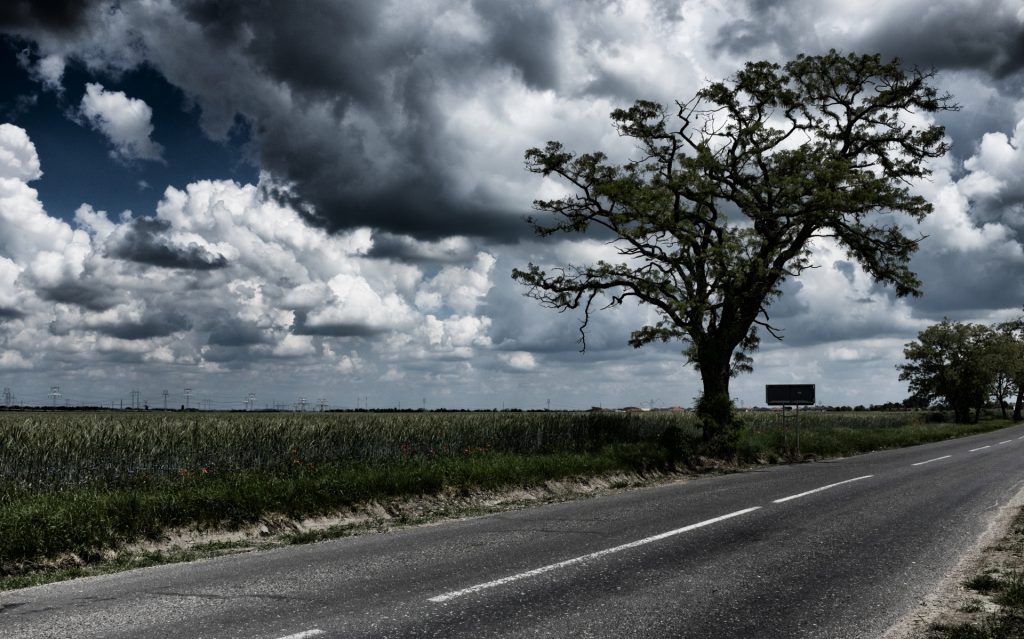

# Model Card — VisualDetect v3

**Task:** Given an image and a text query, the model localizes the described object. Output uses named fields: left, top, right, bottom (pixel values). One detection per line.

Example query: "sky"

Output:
left=0, top=0, right=1022, bottom=410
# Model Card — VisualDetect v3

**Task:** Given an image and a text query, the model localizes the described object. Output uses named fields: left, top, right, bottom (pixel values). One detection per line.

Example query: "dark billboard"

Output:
left=765, top=384, right=816, bottom=406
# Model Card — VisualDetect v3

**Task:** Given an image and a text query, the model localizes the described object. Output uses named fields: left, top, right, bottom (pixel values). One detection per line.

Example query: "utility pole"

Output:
left=162, top=389, right=169, bottom=410
left=248, top=393, right=256, bottom=411
left=184, top=387, right=192, bottom=410
left=547, top=398, right=551, bottom=411
left=131, top=389, right=140, bottom=409
left=318, top=397, right=327, bottom=412
left=3, top=387, right=10, bottom=407
left=296, top=397, right=307, bottom=412
left=49, top=385, right=61, bottom=407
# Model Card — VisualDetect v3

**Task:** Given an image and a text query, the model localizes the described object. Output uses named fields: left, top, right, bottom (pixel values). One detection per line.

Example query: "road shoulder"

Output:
left=883, top=480, right=1024, bottom=638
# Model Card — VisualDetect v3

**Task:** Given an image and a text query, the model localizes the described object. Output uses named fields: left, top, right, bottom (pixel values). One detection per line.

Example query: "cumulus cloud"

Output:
left=499, top=351, right=537, bottom=371
left=79, top=83, right=164, bottom=162
left=958, top=118, right=1024, bottom=230
left=107, top=217, right=230, bottom=270
left=0, top=125, right=501, bottom=395
left=0, top=122, right=42, bottom=181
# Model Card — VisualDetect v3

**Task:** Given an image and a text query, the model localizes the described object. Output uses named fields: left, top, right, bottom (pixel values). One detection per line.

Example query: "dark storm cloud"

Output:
left=175, top=0, right=547, bottom=240
left=2, top=0, right=557, bottom=241
left=0, top=0, right=100, bottom=32
left=472, top=0, right=561, bottom=90
left=856, top=2, right=1024, bottom=79
left=712, top=0, right=805, bottom=59
left=908, top=250, right=1024, bottom=317
left=582, top=68, right=645, bottom=101
left=717, top=0, right=1024, bottom=80
left=0, top=307, right=25, bottom=320
left=37, top=281, right=121, bottom=311
left=207, top=319, right=270, bottom=347
left=292, top=311, right=386, bottom=338
left=183, top=0, right=390, bottom=105
left=365, top=233, right=477, bottom=263
left=95, top=310, right=192, bottom=340
left=108, top=217, right=229, bottom=270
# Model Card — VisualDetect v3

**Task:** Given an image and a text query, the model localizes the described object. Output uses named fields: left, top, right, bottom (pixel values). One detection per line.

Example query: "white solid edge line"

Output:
left=912, top=455, right=952, bottom=466
left=276, top=630, right=324, bottom=639
left=428, top=506, right=761, bottom=603
left=999, top=440, right=1013, bottom=445
left=969, top=445, right=991, bottom=452
left=772, top=475, right=874, bottom=504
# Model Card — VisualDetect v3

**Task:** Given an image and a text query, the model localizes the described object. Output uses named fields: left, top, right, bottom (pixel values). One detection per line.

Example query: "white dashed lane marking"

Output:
left=969, top=446, right=991, bottom=452
left=772, top=476, right=874, bottom=504
left=276, top=630, right=325, bottom=639
left=912, top=455, right=951, bottom=466
left=428, top=507, right=761, bottom=603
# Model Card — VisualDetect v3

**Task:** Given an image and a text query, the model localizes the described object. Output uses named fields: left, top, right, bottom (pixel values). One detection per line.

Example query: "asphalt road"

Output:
left=4, top=423, right=1024, bottom=639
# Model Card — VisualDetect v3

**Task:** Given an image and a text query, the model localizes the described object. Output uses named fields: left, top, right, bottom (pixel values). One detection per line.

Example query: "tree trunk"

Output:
left=698, top=370, right=732, bottom=436
left=696, top=348, right=735, bottom=449
left=1014, top=386, right=1023, bottom=422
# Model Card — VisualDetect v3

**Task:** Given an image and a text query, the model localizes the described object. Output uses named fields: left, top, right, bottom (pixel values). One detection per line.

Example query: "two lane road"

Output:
left=4, top=424, right=1024, bottom=638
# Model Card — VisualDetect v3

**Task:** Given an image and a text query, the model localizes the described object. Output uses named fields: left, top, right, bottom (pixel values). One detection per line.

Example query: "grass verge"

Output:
left=925, top=507, right=1024, bottom=638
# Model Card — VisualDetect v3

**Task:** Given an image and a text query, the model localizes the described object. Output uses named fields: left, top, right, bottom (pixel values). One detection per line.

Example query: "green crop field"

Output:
left=0, top=409, right=944, bottom=491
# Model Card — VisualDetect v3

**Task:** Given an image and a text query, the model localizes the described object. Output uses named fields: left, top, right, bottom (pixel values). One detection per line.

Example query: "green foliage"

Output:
left=898, top=319, right=1024, bottom=423
left=513, top=51, right=956, bottom=441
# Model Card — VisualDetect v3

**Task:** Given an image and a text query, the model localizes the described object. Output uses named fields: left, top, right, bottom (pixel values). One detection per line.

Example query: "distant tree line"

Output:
left=898, top=318, right=1024, bottom=423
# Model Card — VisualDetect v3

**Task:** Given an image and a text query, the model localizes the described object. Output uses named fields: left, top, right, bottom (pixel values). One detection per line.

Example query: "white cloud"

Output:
left=79, top=83, right=164, bottom=162
left=272, top=334, right=316, bottom=357
left=36, top=54, right=65, bottom=92
left=499, top=351, right=537, bottom=370
left=414, top=252, right=496, bottom=314
left=960, top=117, right=1024, bottom=203
left=0, top=123, right=42, bottom=181
left=0, top=125, right=501, bottom=396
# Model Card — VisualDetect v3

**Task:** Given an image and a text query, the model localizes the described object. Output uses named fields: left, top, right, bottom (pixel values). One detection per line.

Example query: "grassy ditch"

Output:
left=0, top=410, right=1011, bottom=588
left=926, top=507, right=1024, bottom=638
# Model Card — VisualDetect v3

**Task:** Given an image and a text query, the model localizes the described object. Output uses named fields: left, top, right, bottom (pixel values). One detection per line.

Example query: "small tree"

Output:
left=513, top=51, right=955, bottom=443
left=994, top=319, right=1024, bottom=421
left=898, top=320, right=995, bottom=423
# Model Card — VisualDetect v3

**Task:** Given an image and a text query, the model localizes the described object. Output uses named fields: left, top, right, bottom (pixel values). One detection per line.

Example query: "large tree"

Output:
left=513, top=51, right=955, bottom=443
left=994, top=319, right=1024, bottom=421
left=898, top=320, right=996, bottom=424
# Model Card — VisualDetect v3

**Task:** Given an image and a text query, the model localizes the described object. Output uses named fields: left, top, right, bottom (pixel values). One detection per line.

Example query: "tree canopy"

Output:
left=898, top=319, right=1024, bottom=423
left=513, top=50, right=956, bottom=442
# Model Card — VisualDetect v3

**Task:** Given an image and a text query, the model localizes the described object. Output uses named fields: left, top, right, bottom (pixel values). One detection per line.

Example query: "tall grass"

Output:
left=0, top=411, right=700, bottom=491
